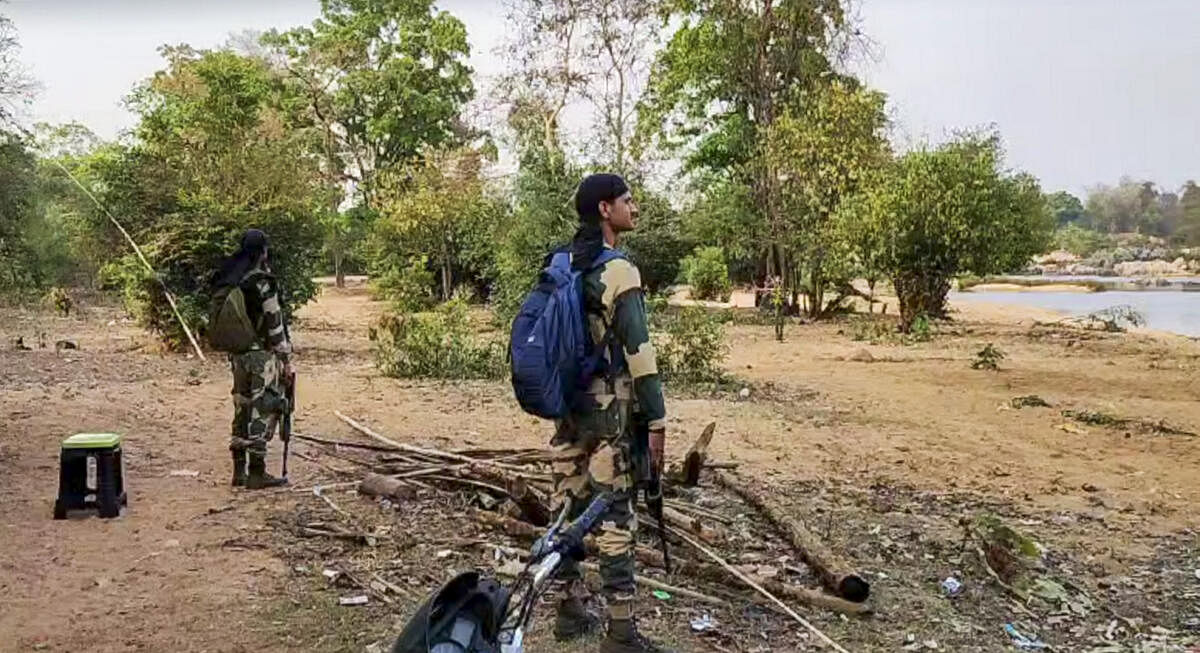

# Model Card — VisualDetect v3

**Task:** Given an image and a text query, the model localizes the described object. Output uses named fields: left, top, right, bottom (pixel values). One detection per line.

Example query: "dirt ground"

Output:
left=1, top=279, right=1198, bottom=652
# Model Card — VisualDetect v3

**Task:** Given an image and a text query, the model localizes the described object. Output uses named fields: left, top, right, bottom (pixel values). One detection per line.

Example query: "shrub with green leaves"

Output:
left=972, top=343, right=1006, bottom=370
left=371, top=298, right=504, bottom=380
left=656, top=306, right=728, bottom=385
left=372, top=255, right=436, bottom=313
left=680, top=246, right=732, bottom=302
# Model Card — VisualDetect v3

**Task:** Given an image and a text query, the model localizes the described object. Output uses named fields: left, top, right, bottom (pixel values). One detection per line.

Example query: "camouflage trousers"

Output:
left=229, top=350, right=285, bottom=458
left=550, top=395, right=638, bottom=619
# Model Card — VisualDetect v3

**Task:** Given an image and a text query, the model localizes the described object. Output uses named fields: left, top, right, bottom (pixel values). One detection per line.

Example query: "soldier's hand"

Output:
left=649, top=427, right=666, bottom=475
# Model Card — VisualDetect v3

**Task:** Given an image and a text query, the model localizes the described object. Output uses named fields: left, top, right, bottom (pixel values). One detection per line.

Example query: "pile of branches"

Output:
left=290, top=412, right=877, bottom=649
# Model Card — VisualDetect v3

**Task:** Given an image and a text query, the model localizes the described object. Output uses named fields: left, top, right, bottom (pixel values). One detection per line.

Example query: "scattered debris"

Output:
left=338, top=595, right=369, bottom=607
left=168, top=469, right=200, bottom=477
left=690, top=614, right=717, bottom=633
left=652, top=590, right=671, bottom=601
left=1004, top=623, right=1048, bottom=650
left=1010, top=395, right=1051, bottom=409
left=1062, top=409, right=1196, bottom=437
left=849, top=348, right=875, bottom=363
left=940, top=576, right=962, bottom=597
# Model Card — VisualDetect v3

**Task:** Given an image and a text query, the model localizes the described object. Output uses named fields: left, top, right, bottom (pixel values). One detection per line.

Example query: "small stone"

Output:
left=738, top=387, right=751, bottom=400
left=849, top=348, right=874, bottom=362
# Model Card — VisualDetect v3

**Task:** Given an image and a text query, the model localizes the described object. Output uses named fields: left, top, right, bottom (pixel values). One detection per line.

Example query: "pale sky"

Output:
left=5, top=0, right=1199, bottom=196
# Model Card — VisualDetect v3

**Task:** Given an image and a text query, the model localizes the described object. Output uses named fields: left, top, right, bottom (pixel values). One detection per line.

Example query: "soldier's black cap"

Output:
left=574, top=173, right=629, bottom=224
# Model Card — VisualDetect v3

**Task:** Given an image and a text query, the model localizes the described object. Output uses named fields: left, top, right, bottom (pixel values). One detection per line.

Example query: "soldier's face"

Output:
left=601, top=192, right=639, bottom=233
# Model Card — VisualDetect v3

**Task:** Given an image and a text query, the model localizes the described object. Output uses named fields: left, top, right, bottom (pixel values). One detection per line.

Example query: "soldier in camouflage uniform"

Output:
left=216, top=229, right=293, bottom=489
left=550, top=174, right=672, bottom=653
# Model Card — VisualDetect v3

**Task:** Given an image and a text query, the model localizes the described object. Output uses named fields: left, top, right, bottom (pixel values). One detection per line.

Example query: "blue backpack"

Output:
left=509, top=248, right=626, bottom=419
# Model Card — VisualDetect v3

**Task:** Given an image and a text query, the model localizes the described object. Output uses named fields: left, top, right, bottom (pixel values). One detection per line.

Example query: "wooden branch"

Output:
left=681, top=422, right=717, bottom=487
left=668, top=526, right=852, bottom=653
left=663, top=499, right=733, bottom=525
left=505, top=476, right=552, bottom=527
left=471, top=508, right=541, bottom=539
left=334, top=411, right=543, bottom=477
left=624, top=541, right=868, bottom=616
left=714, top=471, right=870, bottom=602
left=662, top=505, right=724, bottom=543
left=579, top=562, right=728, bottom=607
left=424, top=474, right=508, bottom=496
left=294, top=433, right=402, bottom=453
left=359, top=473, right=417, bottom=501
left=298, top=526, right=374, bottom=544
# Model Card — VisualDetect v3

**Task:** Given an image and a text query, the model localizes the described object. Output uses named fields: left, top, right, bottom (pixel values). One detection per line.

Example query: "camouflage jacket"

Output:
left=241, top=266, right=291, bottom=357
left=581, top=246, right=666, bottom=430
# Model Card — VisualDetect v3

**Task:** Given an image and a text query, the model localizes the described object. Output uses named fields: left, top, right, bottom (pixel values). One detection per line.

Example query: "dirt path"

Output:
left=2, top=281, right=1198, bottom=652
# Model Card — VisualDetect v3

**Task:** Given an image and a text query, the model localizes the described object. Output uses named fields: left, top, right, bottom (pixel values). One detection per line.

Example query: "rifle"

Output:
left=632, top=413, right=671, bottom=573
left=281, top=367, right=295, bottom=479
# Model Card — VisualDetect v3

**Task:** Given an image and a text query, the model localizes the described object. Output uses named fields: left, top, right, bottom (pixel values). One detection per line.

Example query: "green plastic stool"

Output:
left=53, top=433, right=127, bottom=519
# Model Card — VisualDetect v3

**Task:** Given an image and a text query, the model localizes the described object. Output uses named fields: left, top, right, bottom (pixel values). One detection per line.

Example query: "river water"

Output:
left=953, top=290, right=1200, bottom=337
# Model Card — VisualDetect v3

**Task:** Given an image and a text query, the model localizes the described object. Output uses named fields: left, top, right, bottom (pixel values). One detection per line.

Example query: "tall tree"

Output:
left=1175, top=180, right=1200, bottom=245
left=1084, top=178, right=1163, bottom=235
left=0, top=11, right=36, bottom=124
left=637, top=0, right=855, bottom=326
left=1045, top=190, right=1085, bottom=227
left=264, top=0, right=475, bottom=285
left=766, top=79, right=889, bottom=318
left=265, top=0, right=474, bottom=203
left=92, top=46, right=326, bottom=347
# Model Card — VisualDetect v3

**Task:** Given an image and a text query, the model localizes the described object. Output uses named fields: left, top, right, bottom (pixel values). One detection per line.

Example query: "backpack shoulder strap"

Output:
left=587, top=247, right=626, bottom=272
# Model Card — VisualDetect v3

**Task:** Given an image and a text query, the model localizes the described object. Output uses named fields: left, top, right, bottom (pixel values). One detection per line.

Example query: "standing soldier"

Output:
left=210, top=229, right=293, bottom=489
left=550, top=174, right=672, bottom=653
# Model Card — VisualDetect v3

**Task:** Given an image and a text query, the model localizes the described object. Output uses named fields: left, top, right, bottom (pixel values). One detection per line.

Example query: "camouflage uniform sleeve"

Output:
left=601, top=259, right=666, bottom=430
left=254, top=277, right=292, bottom=357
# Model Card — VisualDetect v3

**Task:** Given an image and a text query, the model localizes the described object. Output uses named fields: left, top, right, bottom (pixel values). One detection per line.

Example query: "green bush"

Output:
left=372, top=255, right=436, bottom=313
left=371, top=298, right=505, bottom=380
left=656, top=306, right=728, bottom=385
left=1052, top=224, right=1108, bottom=258
left=972, top=343, right=1006, bottom=370
left=680, top=246, right=731, bottom=302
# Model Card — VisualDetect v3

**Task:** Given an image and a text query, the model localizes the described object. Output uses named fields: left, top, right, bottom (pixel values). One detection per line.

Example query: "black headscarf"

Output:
left=212, top=229, right=269, bottom=288
left=570, top=173, right=629, bottom=270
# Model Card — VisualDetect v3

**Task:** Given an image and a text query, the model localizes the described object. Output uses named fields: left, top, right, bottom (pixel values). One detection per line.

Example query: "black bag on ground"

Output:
left=391, top=571, right=511, bottom=653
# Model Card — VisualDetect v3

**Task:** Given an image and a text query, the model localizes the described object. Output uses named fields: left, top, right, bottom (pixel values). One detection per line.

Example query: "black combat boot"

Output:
left=230, top=448, right=247, bottom=487
left=600, top=618, right=676, bottom=653
left=553, top=595, right=600, bottom=642
left=245, top=454, right=287, bottom=489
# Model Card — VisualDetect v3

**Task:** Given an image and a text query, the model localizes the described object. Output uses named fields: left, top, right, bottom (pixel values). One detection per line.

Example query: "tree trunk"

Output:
left=440, top=238, right=452, bottom=301
left=893, top=273, right=951, bottom=331
left=333, top=245, right=345, bottom=288
left=867, top=278, right=876, bottom=314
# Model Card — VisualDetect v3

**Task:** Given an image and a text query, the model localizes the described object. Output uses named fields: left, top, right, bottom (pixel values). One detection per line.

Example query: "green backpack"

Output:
left=207, top=277, right=264, bottom=353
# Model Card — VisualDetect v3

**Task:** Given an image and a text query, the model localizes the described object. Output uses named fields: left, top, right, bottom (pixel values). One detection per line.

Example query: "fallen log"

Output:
left=680, top=422, right=717, bottom=487
left=661, top=505, right=724, bottom=543
left=359, top=473, right=418, bottom=501
left=624, top=542, right=868, bottom=616
left=505, top=476, right=552, bottom=527
left=713, top=471, right=870, bottom=603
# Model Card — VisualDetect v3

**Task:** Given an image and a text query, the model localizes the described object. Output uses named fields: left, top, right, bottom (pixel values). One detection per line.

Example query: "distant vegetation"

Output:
left=3, top=0, right=1181, bottom=359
